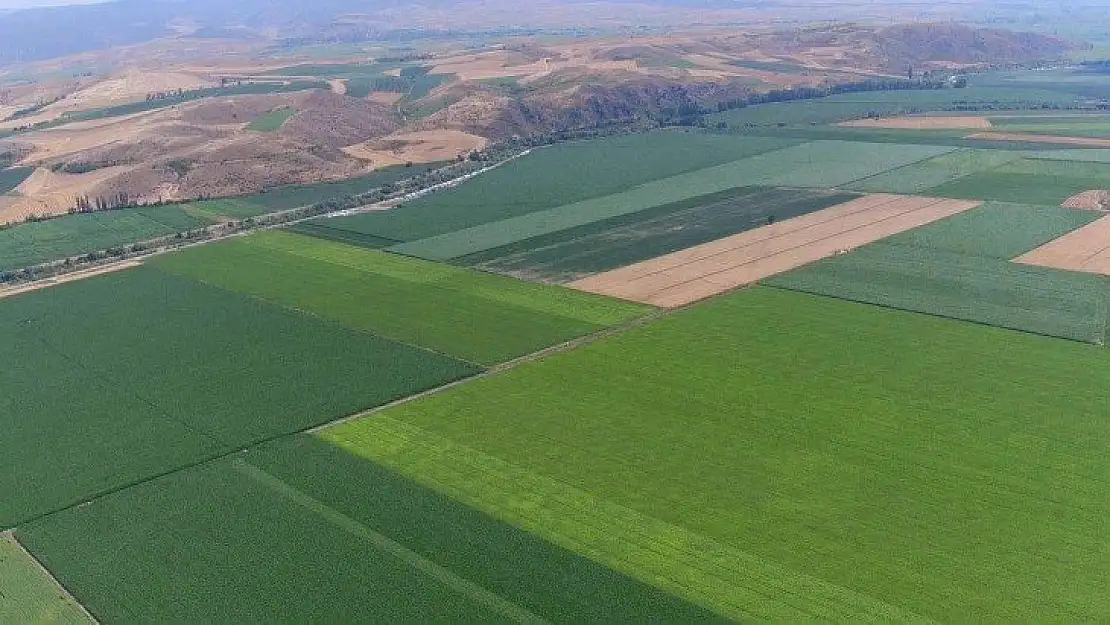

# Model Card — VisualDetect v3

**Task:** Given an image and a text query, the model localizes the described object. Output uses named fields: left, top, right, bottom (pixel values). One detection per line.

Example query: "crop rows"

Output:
left=768, top=202, right=1110, bottom=342
left=458, top=186, right=859, bottom=282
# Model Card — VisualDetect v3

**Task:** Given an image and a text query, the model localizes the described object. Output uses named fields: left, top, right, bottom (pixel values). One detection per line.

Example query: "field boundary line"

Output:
left=229, top=459, right=550, bottom=625
left=2, top=532, right=99, bottom=624
left=760, top=283, right=1102, bottom=347
left=308, top=307, right=671, bottom=434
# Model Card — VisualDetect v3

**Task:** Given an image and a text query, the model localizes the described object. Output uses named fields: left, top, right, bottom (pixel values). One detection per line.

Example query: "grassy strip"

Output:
left=0, top=166, right=33, bottom=195
left=321, top=417, right=930, bottom=622
left=390, top=141, right=951, bottom=261
left=767, top=201, right=1108, bottom=343
left=359, top=286, right=1110, bottom=621
left=152, top=231, right=649, bottom=365
left=0, top=534, right=89, bottom=624
left=845, top=149, right=1023, bottom=194
left=246, top=107, right=296, bottom=132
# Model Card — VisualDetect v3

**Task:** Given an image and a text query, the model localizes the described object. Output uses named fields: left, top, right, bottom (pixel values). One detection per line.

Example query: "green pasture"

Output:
left=317, top=132, right=801, bottom=243
left=926, top=158, right=1110, bottom=204
left=153, top=231, right=648, bottom=364
left=846, top=148, right=1022, bottom=193
left=768, top=202, right=1108, bottom=343
left=0, top=266, right=476, bottom=526
left=0, top=166, right=33, bottom=195
left=246, top=107, right=297, bottom=131
left=707, top=86, right=1079, bottom=127
left=460, top=187, right=857, bottom=282
left=344, top=286, right=1110, bottom=621
left=989, top=114, right=1110, bottom=138
left=18, top=448, right=720, bottom=623
left=0, top=535, right=88, bottom=624
left=390, top=141, right=950, bottom=261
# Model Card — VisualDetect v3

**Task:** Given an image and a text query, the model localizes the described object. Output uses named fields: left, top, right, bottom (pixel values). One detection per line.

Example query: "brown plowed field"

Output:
left=967, top=132, right=1110, bottom=147
left=1062, top=190, right=1110, bottom=211
left=569, top=194, right=981, bottom=308
left=1014, top=215, right=1110, bottom=275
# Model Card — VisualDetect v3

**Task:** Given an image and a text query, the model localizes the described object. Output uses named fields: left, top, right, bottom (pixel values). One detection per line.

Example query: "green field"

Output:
left=153, top=231, right=649, bottom=364
left=0, top=265, right=477, bottom=526
left=388, top=141, right=951, bottom=261
left=246, top=107, right=297, bottom=131
left=707, top=86, right=1079, bottom=127
left=0, top=534, right=88, bottom=624
left=0, top=166, right=33, bottom=194
left=458, top=187, right=858, bottom=282
left=17, top=446, right=722, bottom=623
left=767, top=202, right=1109, bottom=343
left=310, top=132, right=802, bottom=244
left=990, top=114, right=1110, bottom=138
left=846, top=148, right=1023, bottom=193
left=327, top=287, right=1110, bottom=621
left=925, top=157, right=1110, bottom=204
left=0, top=163, right=443, bottom=273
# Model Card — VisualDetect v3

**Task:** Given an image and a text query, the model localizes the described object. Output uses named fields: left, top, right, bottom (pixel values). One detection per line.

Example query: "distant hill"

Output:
left=0, top=0, right=1080, bottom=67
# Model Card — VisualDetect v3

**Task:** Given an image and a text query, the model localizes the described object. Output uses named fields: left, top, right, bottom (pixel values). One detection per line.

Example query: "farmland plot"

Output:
left=349, top=287, right=1110, bottom=622
left=925, top=157, right=1110, bottom=205
left=0, top=266, right=477, bottom=526
left=846, top=148, right=1022, bottom=194
left=0, top=534, right=89, bottom=624
left=768, top=202, right=1110, bottom=343
left=571, top=194, right=979, bottom=308
left=308, top=132, right=802, bottom=244
left=391, top=142, right=953, bottom=262
left=18, top=448, right=722, bottom=623
left=153, top=231, right=648, bottom=365
left=458, top=187, right=859, bottom=283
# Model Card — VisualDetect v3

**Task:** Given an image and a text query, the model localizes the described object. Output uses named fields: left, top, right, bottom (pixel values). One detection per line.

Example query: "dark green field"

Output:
left=340, top=287, right=1110, bottom=621
left=0, top=265, right=477, bottom=527
left=310, top=132, right=800, bottom=244
left=767, top=202, right=1109, bottom=343
left=17, top=441, right=722, bottom=623
left=457, top=187, right=858, bottom=282
left=0, top=166, right=33, bottom=194
left=153, top=231, right=649, bottom=364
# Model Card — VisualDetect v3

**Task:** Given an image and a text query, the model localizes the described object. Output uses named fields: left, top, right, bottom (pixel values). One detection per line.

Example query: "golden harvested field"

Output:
left=570, top=194, right=981, bottom=307
left=1014, top=215, right=1110, bottom=275
left=343, top=130, right=487, bottom=166
left=841, top=115, right=992, bottom=130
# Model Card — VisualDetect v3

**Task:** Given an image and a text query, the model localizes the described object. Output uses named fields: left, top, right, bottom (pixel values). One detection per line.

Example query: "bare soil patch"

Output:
left=1062, top=190, right=1110, bottom=211
left=570, top=194, right=981, bottom=308
left=328, top=79, right=348, bottom=95
left=0, top=260, right=142, bottom=300
left=343, top=130, right=487, bottom=167
left=967, top=132, right=1110, bottom=147
left=367, top=92, right=404, bottom=105
left=1015, top=216, right=1110, bottom=275
left=841, top=115, right=992, bottom=130
left=0, top=165, right=133, bottom=223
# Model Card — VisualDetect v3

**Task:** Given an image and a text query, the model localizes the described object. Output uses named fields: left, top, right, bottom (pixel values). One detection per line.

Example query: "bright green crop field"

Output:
left=389, top=141, right=951, bottom=261
left=768, top=202, right=1108, bottom=343
left=153, top=231, right=649, bottom=364
left=17, top=443, right=722, bottom=623
left=246, top=107, right=297, bottom=131
left=0, top=265, right=477, bottom=527
left=337, top=287, right=1110, bottom=622
left=846, top=148, right=1022, bottom=193
left=0, top=534, right=88, bottom=624
left=313, top=131, right=801, bottom=244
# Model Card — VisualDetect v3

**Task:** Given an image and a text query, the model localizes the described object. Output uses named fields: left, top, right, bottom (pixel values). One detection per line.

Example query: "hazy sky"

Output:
left=0, top=0, right=105, bottom=8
